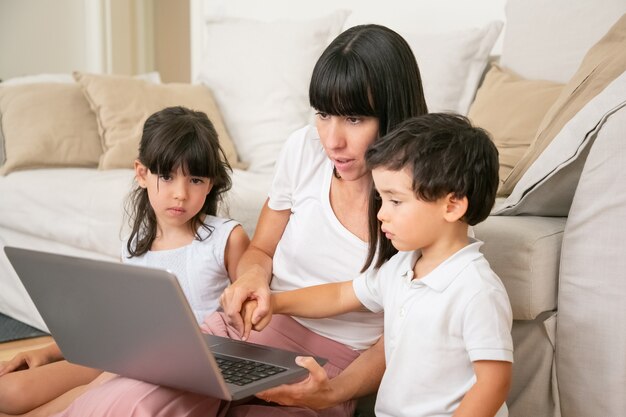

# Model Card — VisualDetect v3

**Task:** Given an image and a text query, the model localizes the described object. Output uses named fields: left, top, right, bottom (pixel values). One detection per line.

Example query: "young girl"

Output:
left=0, top=106, right=249, bottom=417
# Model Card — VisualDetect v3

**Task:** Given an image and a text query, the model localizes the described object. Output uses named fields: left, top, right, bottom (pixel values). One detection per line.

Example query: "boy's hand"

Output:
left=240, top=298, right=273, bottom=340
left=0, top=343, right=60, bottom=376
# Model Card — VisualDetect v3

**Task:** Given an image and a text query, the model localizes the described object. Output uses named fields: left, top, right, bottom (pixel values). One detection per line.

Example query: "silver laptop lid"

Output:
left=5, top=246, right=233, bottom=399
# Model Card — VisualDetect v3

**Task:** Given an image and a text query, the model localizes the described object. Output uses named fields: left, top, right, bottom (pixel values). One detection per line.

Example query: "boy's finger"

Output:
left=242, top=304, right=254, bottom=341
left=251, top=294, right=270, bottom=325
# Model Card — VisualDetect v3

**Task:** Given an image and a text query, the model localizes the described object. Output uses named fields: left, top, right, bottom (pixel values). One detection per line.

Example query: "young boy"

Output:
left=245, top=113, right=513, bottom=417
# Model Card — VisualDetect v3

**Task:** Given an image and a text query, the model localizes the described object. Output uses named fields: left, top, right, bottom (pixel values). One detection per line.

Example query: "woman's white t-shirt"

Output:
left=122, top=215, right=238, bottom=324
left=268, top=125, right=383, bottom=350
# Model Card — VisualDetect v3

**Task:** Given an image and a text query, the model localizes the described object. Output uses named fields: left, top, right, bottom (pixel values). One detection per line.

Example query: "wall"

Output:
left=153, top=0, right=190, bottom=82
left=0, top=0, right=99, bottom=80
left=0, top=0, right=172, bottom=81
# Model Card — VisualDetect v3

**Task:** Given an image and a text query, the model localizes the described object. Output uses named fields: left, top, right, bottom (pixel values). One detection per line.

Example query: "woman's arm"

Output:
left=220, top=199, right=290, bottom=336
left=256, top=335, right=386, bottom=409
left=223, top=224, right=250, bottom=282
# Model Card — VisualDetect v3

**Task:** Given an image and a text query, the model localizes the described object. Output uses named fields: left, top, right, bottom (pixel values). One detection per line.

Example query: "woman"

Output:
left=52, top=23, right=428, bottom=417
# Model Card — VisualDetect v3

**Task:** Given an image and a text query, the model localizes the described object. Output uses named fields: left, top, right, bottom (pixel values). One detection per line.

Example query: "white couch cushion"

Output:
left=401, top=21, right=503, bottom=115
left=556, top=104, right=626, bottom=417
left=0, top=168, right=270, bottom=258
left=500, top=0, right=626, bottom=83
left=196, top=12, right=348, bottom=173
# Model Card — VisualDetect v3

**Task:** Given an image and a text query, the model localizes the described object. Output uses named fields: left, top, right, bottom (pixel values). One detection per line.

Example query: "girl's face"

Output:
left=315, top=112, right=379, bottom=181
left=135, top=162, right=213, bottom=231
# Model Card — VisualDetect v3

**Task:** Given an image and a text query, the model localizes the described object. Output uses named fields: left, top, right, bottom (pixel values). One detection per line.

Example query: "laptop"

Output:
left=4, top=246, right=325, bottom=401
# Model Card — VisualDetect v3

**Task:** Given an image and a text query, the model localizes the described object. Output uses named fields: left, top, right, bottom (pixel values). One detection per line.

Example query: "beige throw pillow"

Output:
left=73, top=72, right=242, bottom=170
left=499, top=14, right=626, bottom=195
left=468, top=64, right=564, bottom=184
left=0, top=83, right=102, bottom=175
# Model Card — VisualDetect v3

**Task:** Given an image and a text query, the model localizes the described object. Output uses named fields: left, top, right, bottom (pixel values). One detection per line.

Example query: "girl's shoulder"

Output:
left=197, top=215, right=240, bottom=240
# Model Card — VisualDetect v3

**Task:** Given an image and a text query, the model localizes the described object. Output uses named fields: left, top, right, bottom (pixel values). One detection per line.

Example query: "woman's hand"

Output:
left=255, top=356, right=339, bottom=409
left=0, top=342, right=63, bottom=376
left=220, top=265, right=272, bottom=339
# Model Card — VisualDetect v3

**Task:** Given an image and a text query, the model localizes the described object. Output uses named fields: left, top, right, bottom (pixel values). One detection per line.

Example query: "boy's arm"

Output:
left=274, top=281, right=364, bottom=318
left=453, top=360, right=512, bottom=417
left=246, top=281, right=364, bottom=332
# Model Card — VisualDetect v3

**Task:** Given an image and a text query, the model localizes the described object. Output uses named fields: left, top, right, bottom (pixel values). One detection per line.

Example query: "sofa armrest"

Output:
left=474, top=215, right=566, bottom=320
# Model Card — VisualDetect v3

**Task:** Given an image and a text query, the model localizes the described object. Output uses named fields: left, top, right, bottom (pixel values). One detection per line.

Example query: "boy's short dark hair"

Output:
left=365, top=113, right=499, bottom=226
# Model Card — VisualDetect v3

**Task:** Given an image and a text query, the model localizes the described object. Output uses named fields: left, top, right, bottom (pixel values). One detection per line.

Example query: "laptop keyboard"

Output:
left=215, top=356, right=287, bottom=386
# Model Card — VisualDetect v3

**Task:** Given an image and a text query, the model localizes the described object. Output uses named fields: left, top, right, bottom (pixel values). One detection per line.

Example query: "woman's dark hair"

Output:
left=308, top=24, right=428, bottom=271
left=365, top=113, right=500, bottom=268
left=125, top=106, right=232, bottom=257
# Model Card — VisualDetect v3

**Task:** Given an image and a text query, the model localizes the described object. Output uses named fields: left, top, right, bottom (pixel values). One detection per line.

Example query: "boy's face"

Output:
left=372, top=167, right=448, bottom=252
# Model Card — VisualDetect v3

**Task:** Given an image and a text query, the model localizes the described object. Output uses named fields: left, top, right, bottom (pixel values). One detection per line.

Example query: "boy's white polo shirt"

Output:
left=353, top=239, right=513, bottom=417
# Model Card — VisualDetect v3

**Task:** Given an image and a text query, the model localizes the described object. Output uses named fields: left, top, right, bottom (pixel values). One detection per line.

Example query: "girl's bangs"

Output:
left=150, top=133, right=214, bottom=178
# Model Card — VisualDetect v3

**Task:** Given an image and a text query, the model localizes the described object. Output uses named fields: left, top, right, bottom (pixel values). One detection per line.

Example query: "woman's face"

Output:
left=315, top=111, right=380, bottom=181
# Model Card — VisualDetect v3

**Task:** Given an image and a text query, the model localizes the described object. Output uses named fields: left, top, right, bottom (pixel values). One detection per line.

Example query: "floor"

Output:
left=0, top=335, right=53, bottom=362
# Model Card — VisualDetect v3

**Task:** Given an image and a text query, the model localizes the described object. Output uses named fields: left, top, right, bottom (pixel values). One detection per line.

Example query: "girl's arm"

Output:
left=220, top=200, right=290, bottom=336
left=453, top=360, right=512, bottom=417
left=0, top=342, right=63, bottom=376
left=223, top=224, right=250, bottom=282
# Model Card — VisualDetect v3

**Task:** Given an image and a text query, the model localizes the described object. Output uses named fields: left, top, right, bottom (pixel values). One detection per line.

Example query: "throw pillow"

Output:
left=498, top=14, right=626, bottom=198
left=467, top=64, right=564, bottom=183
left=195, top=11, right=348, bottom=172
left=0, top=83, right=102, bottom=175
left=402, top=21, right=503, bottom=115
left=73, top=72, right=242, bottom=170
left=494, top=72, right=626, bottom=216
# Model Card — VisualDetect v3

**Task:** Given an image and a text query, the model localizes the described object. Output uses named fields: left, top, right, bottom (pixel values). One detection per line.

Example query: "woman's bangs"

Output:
left=310, top=57, right=375, bottom=116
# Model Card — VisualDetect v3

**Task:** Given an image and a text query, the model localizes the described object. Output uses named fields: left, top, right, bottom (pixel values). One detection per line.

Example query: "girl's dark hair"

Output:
left=308, top=24, right=428, bottom=271
left=126, top=106, right=232, bottom=257
left=365, top=113, right=500, bottom=268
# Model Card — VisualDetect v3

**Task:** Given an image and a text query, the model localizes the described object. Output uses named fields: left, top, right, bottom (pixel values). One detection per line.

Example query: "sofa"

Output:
left=1, top=0, right=625, bottom=416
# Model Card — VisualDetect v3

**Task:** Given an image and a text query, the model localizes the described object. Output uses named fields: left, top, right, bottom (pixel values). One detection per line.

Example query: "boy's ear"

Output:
left=443, top=193, right=468, bottom=223
left=134, top=160, right=148, bottom=188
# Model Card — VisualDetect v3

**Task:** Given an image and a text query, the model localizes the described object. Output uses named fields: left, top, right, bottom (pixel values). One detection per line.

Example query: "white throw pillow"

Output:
left=195, top=11, right=348, bottom=173
left=401, top=21, right=503, bottom=115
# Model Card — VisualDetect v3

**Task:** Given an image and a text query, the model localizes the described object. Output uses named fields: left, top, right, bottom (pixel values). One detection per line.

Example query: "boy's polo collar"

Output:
left=402, top=238, right=484, bottom=292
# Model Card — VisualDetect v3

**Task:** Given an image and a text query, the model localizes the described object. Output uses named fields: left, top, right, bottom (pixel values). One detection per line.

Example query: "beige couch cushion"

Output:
left=0, top=83, right=102, bottom=175
left=500, top=14, right=626, bottom=195
left=468, top=64, right=564, bottom=183
left=474, top=215, right=565, bottom=321
left=73, top=72, right=242, bottom=170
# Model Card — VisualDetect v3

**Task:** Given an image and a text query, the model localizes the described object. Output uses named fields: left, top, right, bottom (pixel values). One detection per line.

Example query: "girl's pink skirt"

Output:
left=52, top=314, right=361, bottom=417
